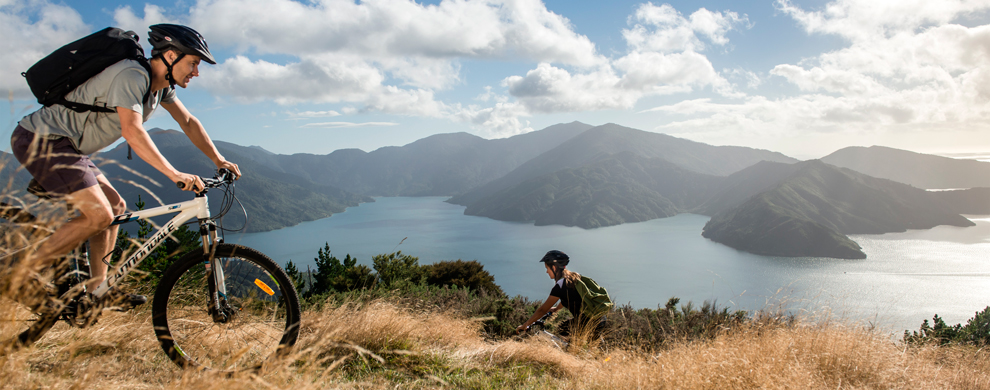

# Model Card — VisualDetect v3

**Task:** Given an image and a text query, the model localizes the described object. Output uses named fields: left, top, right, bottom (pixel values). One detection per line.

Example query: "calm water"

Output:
left=228, top=197, right=990, bottom=334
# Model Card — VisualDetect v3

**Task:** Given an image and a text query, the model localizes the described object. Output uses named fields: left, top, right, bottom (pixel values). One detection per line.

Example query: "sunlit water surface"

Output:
left=228, top=197, right=990, bottom=334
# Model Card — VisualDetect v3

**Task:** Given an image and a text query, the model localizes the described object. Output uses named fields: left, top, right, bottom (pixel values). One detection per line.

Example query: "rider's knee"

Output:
left=81, top=206, right=114, bottom=231
left=109, top=195, right=126, bottom=215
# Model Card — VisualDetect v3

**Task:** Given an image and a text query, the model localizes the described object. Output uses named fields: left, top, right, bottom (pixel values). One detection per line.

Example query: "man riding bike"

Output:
left=8, top=24, right=240, bottom=305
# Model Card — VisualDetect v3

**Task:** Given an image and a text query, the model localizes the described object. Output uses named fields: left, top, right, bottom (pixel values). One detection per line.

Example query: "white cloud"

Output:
left=286, top=110, right=341, bottom=120
left=0, top=0, right=89, bottom=98
left=174, top=0, right=606, bottom=136
left=113, top=4, right=173, bottom=40
left=633, top=0, right=990, bottom=154
left=623, top=3, right=747, bottom=52
left=755, top=1, right=990, bottom=136
left=300, top=122, right=399, bottom=128
left=504, top=63, right=634, bottom=113
left=452, top=101, right=533, bottom=138
left=189, top=0, right=601, bottom=66
left=200, top=55, right=385, bottom=105
left=776, top=0, right=989, bottom=42
left=502, top=3, right=746, bottom=115
left=99, top=1, right=750, bottom=138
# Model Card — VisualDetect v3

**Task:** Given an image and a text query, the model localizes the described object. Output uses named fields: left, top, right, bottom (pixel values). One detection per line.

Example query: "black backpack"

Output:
left=22, top=27, right=152, bottom=113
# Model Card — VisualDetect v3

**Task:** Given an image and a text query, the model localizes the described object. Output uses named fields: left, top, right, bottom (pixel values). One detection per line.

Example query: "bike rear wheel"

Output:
left=0, top=254, right=86, bottom=354
left=0, top=295, right=60, bottom=353
left=152, top=244, right=301, bottom=372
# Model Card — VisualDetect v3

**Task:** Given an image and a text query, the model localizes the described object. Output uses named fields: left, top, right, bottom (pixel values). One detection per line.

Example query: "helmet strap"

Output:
left=161, top=51, right=186, bottom=88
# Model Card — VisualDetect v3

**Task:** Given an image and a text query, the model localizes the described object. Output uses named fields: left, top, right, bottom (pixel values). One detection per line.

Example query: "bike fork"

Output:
left=200, top=221, right=230, bottom=323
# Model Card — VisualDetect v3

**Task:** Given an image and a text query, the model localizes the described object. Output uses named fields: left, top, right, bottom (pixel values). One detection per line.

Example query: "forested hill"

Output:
left=701, top=160, right=975, bottom=259
left=463, top=152, right=722, bottom=228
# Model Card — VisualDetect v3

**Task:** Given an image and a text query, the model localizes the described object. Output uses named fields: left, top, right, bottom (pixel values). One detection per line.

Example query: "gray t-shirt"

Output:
left=18, top=59, right=176, bottom=155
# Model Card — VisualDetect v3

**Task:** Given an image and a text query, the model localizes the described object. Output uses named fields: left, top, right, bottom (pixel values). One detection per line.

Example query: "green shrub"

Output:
left=423, top=259, right=504, bottom=297
left=906, top=306, right=990, bottom=346
left=330, top=264, right=376, bottom=292
left=605, top=297, right=750, bottom=351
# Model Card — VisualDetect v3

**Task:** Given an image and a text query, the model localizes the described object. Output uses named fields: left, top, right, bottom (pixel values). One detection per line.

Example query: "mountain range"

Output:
left=2, top=121, right=987, bottom=258
left=821, top=145, right=990, bottom=189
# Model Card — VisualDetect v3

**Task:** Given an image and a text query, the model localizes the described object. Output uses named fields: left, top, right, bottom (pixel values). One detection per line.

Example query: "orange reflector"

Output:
left=254, top=279, right=275, bottom=296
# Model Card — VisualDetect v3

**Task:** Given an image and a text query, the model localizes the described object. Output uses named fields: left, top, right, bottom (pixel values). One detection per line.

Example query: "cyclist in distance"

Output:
left=516, top=250, right=609, bottom=340
left=8, top=24, right=240, bottom=303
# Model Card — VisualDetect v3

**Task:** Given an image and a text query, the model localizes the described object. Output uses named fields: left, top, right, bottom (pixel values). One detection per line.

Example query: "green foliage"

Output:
left=961, top=306, right=990, bottom=346
left=283, top=259, right=306, bottom=293
left=605, top=297, right=752, bottom=350
left=372, top=251, right=425, bottom=288
left=422, top=259, right=504, bottom=297
left=329, top=264, right=376, bottom=292
left=306, top=244, right=377, bottom=297
left=309, top=243, right=341, bottom=296
left=905, top=306, right=990, bottom=346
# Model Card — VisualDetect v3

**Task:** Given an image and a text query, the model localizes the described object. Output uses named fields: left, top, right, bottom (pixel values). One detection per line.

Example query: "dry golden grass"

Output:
left=0, top=297, right=988, bottom=390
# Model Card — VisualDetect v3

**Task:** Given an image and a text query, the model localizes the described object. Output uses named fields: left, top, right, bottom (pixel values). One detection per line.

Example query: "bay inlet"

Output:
left=228, top=197, right=990, bottom=334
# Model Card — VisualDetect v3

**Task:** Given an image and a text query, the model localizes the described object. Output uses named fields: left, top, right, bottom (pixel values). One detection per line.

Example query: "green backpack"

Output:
left=574, top=275, right=613, bottom=319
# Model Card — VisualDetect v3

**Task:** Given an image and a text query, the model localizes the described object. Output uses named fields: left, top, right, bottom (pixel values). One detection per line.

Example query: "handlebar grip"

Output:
left=176, top=181, right=200, bottom=192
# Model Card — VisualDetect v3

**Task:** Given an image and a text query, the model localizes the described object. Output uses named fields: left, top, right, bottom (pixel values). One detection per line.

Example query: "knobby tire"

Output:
left=152, top=243, right=301, bottom=372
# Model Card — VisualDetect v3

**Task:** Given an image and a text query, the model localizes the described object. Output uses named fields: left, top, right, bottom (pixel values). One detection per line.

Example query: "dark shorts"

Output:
left=10, top=126, right=101, bottom=195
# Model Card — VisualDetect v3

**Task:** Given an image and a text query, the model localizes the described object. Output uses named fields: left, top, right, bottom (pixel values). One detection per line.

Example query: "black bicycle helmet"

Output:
left=148, top=24, right=215, bottom=87
left=148, top=24, right=215, bottom=64
left=539, top=250, right=569, bottom=266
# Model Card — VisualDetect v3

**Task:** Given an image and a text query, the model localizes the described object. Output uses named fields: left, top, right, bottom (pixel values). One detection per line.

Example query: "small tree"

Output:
left=309, top=243, right=342, bottom=296
left=906, top=306, right=990, bottom=346
left=960, top=306, right=990, bottom=346
left=905, top=314, right=962, bottom=345
left=372, top=251, right=424, bottom=288
left=283, top=259, right=306, bottom=293
left=307, top=244, right=371, bottom=296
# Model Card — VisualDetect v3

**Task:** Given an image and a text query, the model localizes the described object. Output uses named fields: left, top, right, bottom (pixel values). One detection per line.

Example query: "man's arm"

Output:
left=161, top=98, right=241, bottom=178
left=118, top=107, right=204, bottom=191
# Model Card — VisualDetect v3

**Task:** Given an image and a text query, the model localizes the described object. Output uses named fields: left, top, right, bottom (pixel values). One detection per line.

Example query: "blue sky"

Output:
left=3, top=0, right=990, bottom=160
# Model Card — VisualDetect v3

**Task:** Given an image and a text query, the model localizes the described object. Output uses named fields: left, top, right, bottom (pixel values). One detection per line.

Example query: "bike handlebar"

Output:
left=176, top=168, right=236, bottom=191
left=531, top=311, right=555, bottom=329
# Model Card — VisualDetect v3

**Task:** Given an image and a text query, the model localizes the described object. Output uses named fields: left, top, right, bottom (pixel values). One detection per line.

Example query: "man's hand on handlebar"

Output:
left=216, top=159, right=241, bottom=180
left=174, top=172, right=205, bottom=193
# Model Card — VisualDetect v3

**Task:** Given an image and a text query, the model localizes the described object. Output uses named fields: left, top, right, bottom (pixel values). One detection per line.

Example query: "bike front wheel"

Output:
left=152, top=244, right=301, bottom=371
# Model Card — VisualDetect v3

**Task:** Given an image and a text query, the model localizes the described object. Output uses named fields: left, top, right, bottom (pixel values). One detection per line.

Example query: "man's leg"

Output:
left=85, top=175, right=125, bottom=291
left=29, top=185, right=114, bottom=279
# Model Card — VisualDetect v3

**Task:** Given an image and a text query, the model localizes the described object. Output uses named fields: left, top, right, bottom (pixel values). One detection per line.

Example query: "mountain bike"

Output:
left=519, top=311, right=569, bottom=350
left=0, top=169, right=301, bottom=372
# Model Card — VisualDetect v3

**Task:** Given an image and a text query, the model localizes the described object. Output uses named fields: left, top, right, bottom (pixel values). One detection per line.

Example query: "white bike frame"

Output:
left=91, top=194, right=217, bottom=298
